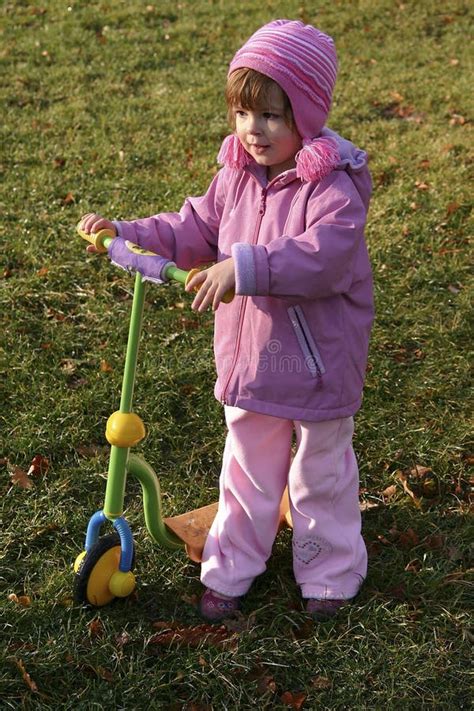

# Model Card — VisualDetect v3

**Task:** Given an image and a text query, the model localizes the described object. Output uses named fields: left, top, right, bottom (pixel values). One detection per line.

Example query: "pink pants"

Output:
left=201, top=406, right=367, bottom=600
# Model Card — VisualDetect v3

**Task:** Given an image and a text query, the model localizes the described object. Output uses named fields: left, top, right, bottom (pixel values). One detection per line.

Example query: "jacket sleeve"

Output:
left=232, top=170, right=370, bottom=300
left=114, top=169, right=229, bottom=270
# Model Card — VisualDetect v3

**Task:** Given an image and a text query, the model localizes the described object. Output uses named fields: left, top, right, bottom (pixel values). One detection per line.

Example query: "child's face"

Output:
left=234, top=84, right=302, bottom=181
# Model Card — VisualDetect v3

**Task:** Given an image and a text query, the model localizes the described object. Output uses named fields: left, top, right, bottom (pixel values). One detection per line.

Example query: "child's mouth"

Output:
left=252, top=145, right=270, bottom=154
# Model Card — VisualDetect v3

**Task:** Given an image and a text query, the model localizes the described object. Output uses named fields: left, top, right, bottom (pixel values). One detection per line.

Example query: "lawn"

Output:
left=1, top=0, right=472, bottom=708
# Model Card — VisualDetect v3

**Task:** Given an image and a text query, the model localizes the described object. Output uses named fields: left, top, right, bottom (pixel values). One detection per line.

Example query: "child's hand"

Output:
left=186, top=258, right=236, bottom=312
left=79, top=213, right=117, bottom=253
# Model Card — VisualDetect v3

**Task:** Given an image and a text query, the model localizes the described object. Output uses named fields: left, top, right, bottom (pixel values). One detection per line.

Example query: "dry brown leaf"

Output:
left=9, top=466, right=34, bottom=489
left=396, top=528, right=420, bottom=550
left=8, top=593, right=32, bottom=606
left=63, top=192, right=75, bottom=204
left=257, top=675, right=277, bottom=694
left=88, top=618, right=105, bottom=639
left=27, top=455, right=49, bottom=478
left=446, top=201, right=460, bottom=215
left=382, top=484, right=398, bottom=499
left=149, top=623, right=233, bottom=648
left=312, top=675, right=332, bottom=690
left=423, top=534, right=445, bottom=550
left=100, top=359, right=113, bottom=372
left=281, top=690, right=307, bottom=709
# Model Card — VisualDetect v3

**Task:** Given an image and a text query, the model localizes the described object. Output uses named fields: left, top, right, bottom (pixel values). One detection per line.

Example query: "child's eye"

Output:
left=263, top=112, right=280, bottom=120
left=235, top=109, right=246, bottom=117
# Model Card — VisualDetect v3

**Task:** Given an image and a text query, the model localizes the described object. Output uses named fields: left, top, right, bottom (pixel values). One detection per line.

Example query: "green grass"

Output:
left=1, top=0, right=472, bottom=708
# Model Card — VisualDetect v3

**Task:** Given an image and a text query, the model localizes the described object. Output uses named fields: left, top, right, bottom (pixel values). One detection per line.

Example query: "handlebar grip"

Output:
left=76, top=223, right=116, bottom=253
left=185, top=268, right=235, bottom=304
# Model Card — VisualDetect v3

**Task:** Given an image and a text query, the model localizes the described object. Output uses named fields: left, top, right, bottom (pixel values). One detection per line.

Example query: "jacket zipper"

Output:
left=288, top=305, right=326, bottom=379
left=221, top=187, right=267, bottom=404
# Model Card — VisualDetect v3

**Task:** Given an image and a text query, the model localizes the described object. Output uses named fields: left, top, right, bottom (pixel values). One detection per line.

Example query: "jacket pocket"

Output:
left=287, top=305, right=326, bottom=379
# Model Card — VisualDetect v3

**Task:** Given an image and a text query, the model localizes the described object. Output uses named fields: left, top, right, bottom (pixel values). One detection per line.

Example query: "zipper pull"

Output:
left=259, top=190, right=267, bottom=216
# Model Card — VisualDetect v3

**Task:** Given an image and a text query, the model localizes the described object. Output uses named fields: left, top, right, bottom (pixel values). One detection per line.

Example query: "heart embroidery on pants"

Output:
left=293, top=536, right=333, bottom=564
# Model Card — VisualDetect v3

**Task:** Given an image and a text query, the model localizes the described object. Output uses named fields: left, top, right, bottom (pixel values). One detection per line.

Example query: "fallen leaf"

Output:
left=423, top=534, right=445, bottom=550
left=63, top=192, right=75, bottom=204
left=382, top=484, right=398, bottom=499
left=9, top=465, right=34, bottom=489
left=100, top=359, right=113, bottom=372
left=13, top=658, right=38, bottom=693
left=148, top=623, right=233, bottom=649
left=8, top=593, right=32, bottom=606
left=37, top=266, right=49, bottom=277
left=258, top=675, right=277, bottom=694
left=449, top=113, right=467, bottom=126
left=399, top=528, right=420, bottom=549
left=415, top=180, right=429, bottom=191
left=27, top=455, right=49, bottom=478
left=281, top=690, right=307, bottom=709
left=446, top=201, right=460, bottom=216
left=88, top=618, right=105, bottom=639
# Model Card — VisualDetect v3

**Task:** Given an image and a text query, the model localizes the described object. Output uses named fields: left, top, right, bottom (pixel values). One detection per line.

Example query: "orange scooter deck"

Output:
left=164, top=488, right=292, bottom=563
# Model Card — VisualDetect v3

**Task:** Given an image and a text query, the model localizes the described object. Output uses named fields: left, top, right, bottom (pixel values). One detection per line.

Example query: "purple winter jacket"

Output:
left=116, top=128, right=374, bottom=422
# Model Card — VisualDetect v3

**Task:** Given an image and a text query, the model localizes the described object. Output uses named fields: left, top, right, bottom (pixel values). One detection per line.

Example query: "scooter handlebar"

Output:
left=76, top=223, right=235, bottom=303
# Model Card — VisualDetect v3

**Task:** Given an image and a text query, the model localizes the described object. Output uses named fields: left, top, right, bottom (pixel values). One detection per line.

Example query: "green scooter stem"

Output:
left=102, top=272, right=182, bottom=550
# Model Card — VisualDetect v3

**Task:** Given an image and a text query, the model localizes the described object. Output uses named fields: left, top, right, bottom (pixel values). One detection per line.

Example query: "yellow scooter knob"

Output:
left=109, top=570, right=136, bottom=598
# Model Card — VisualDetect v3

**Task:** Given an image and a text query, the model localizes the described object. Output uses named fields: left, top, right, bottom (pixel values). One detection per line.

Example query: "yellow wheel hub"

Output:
left=86, top=545, right=123, bottom=607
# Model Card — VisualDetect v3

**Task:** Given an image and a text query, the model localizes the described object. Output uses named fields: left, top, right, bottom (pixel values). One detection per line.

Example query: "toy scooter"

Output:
left=73, top=225, right=292, bottom=607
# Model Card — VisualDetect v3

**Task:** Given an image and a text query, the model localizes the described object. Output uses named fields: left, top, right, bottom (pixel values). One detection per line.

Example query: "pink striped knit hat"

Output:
left=218, top=19, right=340, bottom=182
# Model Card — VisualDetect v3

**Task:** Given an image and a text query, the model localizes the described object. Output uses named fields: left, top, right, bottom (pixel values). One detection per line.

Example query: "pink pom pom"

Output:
left=217, top=134, right=252, bottom=169
left=295, top=136, right=340, bottom=182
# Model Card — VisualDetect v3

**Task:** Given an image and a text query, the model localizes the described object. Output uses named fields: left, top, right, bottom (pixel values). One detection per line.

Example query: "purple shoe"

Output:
left=305, top=598, right=347, bottom=621
left=199, top=588, right=241, bottom=622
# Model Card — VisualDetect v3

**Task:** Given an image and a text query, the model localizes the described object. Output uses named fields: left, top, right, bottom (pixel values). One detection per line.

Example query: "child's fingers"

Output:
left=80, top=214, right=100, bottom=233
left=212, top=286, right=226, bottom=311
left=79, top=213, right=94, bottom=232
left=185, top=270, right=206, bottom=292
left=192, top=280, right=215, bottom=312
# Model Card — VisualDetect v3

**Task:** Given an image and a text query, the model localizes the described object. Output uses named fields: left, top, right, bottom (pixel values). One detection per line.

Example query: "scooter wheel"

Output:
left=74, top=533, right=135, bottom=607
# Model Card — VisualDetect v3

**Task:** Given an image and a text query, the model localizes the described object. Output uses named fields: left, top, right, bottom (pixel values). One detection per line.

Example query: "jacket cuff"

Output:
left=232, top=243, right=269, bottom=296
left=113, top=221, right=138, bottom=244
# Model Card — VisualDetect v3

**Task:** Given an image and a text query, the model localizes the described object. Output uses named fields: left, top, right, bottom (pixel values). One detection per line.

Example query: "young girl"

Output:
left=80, top=19, right=374, bottom=622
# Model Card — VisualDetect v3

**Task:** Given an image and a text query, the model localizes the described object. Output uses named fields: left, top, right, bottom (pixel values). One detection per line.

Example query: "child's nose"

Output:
left=247, top=114, right=262, bottom=134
